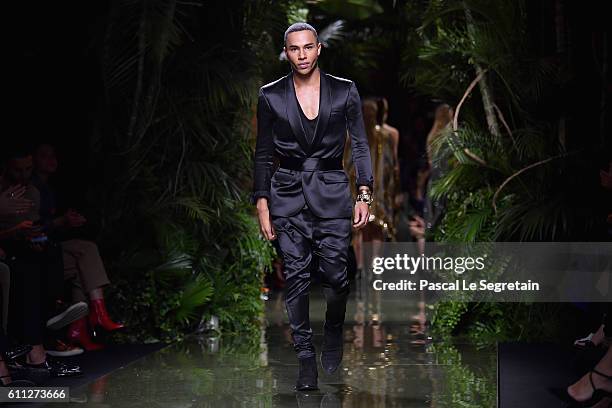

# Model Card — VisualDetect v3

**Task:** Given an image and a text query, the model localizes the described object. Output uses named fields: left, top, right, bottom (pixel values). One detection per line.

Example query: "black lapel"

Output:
left=309, top=70, right=331, bottom=155
left=285, top=73, right=310, bottom=154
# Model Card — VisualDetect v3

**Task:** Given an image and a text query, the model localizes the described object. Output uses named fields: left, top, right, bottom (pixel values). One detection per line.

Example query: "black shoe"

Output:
left=25, top=358, right=83, bottom=377
left=47, top=301, right=89, bottom=330
left=320, top=327, right=343, bottom=374
left=1, top=375, right=36, bottom=387
left=295, top=356, right=318, bottom=391
left=295, top=391, right=323, bottom=407
left=4, top=345, right=33, bottom=362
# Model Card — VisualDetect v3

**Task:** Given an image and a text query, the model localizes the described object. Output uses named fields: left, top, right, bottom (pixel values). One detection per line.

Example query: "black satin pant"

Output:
left=272, top=202, right=352, bottom=359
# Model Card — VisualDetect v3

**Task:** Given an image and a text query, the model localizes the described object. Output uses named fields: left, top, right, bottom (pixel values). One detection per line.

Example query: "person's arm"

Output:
left=389, top=126, right=400, bottom=178
left=49, top=209, right=86, bottom=231
left=250, top=88, right=276, bottom=207
left=0, top=185, right=32, bottom=215
left=346, top=82, right=374, bottom=228
left=346, top=82, right=374, bottom=194
left=251, top=88, right=277, bottom=241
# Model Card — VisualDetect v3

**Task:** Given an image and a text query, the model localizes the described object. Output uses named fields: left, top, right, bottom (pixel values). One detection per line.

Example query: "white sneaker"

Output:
left=46, top=301, right=89, bottom=330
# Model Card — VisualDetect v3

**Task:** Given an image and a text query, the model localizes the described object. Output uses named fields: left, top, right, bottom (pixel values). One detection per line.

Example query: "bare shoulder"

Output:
left=383, top=123, right=399, bottom=138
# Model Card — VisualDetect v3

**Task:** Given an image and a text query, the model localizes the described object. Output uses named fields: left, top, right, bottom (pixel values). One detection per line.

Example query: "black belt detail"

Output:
left=278, top=156, right=343, bottom=171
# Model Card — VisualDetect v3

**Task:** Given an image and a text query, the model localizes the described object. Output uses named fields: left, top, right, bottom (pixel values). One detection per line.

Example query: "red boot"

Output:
left=89, top=298, right=125, bottom=332
left=67, top=317, right=105, bottom=351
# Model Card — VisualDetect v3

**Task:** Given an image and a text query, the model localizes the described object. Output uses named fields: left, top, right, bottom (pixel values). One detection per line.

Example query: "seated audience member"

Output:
left=0, top=185, right=35, bottom=386
left=0, top=147, right=84, bottom=376
left=32, top=143, right=124, bottom=351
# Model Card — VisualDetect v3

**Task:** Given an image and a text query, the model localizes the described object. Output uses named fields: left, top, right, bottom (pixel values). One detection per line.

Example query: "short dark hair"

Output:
left=284, top=22, right=318, bottom=45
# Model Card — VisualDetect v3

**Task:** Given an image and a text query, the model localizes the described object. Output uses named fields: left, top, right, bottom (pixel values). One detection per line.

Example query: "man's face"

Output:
left=5, top=156, right=33, bottom=185
left=284, top=30, right=321, bottom=76
left=34, top=144, right=58, bottom=174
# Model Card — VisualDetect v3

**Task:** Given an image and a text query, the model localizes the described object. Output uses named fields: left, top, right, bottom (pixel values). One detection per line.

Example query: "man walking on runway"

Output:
left=251, top=22, right=374, bottom=391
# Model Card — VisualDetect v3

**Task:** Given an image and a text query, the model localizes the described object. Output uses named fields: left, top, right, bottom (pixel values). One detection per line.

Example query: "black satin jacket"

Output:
left=251, top=70, right=374, bottom=219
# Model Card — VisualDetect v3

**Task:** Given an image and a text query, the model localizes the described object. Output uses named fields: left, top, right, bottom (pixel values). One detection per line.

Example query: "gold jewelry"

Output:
left=356, top=191, right=373, bottom=206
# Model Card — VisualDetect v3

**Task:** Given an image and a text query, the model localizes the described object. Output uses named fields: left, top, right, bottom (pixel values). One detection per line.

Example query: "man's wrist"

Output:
left=256, top=197, right=269, bottom=212
left=356, top=190, right=373, bottom=206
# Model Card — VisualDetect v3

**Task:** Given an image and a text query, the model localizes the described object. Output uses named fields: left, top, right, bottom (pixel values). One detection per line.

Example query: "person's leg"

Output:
left=0, top=328, right=9, bottom=384
left=8, top=257, right=45, bottom=352
left=61, top=240, right=110, bottom=297
left=313, top=215, right=352, bottom=373
left=62, top=242, right=88, bottom=303
left=6, top=249, right=81, bottom=377
left=61, top=241, right=105, bottom=350
left=61, top=240, right=121, bottom=331
left=567, top=345, right=612, bottom=401
left=43, top=243, right=66, bottom=312
left=315, top=216, right=351, bottom=335
left=272, top=208, right=315, bottom=360
left=7, top=256, right=48, bottom=365
left=26, top=249, right=83, bottom=373
left=0, top=262, right=9, bottom=334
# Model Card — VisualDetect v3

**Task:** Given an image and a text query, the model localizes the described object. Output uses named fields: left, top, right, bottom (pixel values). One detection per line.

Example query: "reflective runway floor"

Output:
left=45, top=276, right=497, bottom=407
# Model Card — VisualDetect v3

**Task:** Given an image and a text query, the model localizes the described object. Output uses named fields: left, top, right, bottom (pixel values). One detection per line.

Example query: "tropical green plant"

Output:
left=89, top=0, right=293, bottom=342
left=429, top=342, right=497, bottom=407
left=401, top=0, right=608, bottom=342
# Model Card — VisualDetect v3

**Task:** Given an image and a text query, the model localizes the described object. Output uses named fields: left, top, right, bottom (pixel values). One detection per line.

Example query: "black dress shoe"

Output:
left=25, top=359, right=82, bottom=377
left=1, top=377, right=36, bottom=387
left=295, top=356, right=318, bottom=391
left=4, top=345, right=33, bottom=362
left=320, top=328, right=343, bottom=374
left=295, top=391, right=323, bottom=407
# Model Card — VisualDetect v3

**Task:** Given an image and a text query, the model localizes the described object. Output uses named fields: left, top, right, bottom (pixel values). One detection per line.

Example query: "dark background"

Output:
left=7, top=1, right=610, bottom=193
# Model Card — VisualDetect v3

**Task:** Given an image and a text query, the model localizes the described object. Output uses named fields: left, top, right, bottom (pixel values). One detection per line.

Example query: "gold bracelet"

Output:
left=356, top=191, right=373, bottom=206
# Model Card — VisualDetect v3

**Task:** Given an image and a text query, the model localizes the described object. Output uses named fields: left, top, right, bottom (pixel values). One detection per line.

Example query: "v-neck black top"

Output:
left=296, top=95, right=318, bottom=144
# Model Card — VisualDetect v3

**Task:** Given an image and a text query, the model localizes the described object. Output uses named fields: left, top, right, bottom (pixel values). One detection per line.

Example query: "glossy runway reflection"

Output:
left=44, top=277, right=497, bottom=407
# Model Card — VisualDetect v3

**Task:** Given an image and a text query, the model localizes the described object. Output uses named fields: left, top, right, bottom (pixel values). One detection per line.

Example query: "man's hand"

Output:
left=29, top=242, right=45, bottom=252
left=16, top=220, right=34, bottom=231
left=256, top=198, right=276, bottom=240
left=353, top=202, right=370, bottom=229
left=0, top=185, right=33, bottom=215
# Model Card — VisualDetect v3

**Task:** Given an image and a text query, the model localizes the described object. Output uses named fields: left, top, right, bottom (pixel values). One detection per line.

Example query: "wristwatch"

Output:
left=356, top=191, right=373, bottom=206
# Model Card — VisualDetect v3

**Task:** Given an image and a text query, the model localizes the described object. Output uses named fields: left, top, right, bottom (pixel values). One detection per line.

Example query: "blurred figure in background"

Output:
left=420, top=103, right=454, bottom=235
left=377, top=97, right=400, bottom=208
left=0, top=185, right=36, bottom=386
left=32, top=143, right=124, bottom=352
left=345, top=98, right=388, bottom=273
left=376, top=97, right=400, bottom=241
left=0, top=147, right=83, bottom=377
